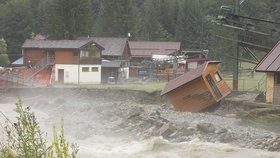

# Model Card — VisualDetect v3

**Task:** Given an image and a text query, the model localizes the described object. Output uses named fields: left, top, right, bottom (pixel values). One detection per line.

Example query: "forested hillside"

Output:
left=0, top=0, right=279, bottom=66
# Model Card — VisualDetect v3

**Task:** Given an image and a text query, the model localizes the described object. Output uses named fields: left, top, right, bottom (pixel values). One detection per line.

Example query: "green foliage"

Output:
left=1, top=0, right=280, bottom=64
left=48, top=118, right=79, bottom=158
left=0, top=97, right=79, bottom=158
left=0, top=0, right=33, bottom=61
left=96, top=0, right=136, bottom=37
left=42, top=0, right=93, bottom=39
left=0, top=97, right=47, bottom=158
left=0, top=38, right=9, bottom=66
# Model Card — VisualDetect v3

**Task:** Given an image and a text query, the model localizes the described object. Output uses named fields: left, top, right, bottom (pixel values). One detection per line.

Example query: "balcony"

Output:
left=80, top=57, right=101, bottom=65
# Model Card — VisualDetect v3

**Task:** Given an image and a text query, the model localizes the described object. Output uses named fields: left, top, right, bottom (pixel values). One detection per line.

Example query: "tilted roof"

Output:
left=255, top=40, right=280, bottom=72
left=79, top=37, right=128, bottom=56
left=160, top=61, right=220, bottom=96
left=129, top=41, right=181, bottom=57
left=22, top=39, right=98, bottom=49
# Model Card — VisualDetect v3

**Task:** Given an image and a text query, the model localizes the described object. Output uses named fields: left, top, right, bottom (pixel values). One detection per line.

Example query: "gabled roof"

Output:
left=79, top=37, right=129, bottom=56
left=22, top=39, right=99, bottom=49
left=161, top=61, right=220, bottom=96
left=255, top=40, right=280, bottom=72
left=129, top=41, right=181, bottom=58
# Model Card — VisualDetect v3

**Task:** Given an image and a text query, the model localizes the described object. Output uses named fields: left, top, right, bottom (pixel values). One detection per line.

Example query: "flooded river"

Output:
left=0, top=89, right=280, bottom=158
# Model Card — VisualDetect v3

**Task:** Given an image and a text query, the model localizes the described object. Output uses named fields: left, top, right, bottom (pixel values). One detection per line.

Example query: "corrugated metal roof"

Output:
left=129, top=41, right=180, bottom=57
left=22, top=39, right=94, bottom=49
left=255, top=40, right=280, bottom=72
left=79, top=37, right=128, bottom=56
left=160, top=61, right=220, bottom=96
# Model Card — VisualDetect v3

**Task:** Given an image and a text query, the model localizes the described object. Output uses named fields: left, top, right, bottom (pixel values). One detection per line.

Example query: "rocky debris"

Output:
left=157, top=123, right=177, bottom=138
left=196, top=123, right=215, bottom=134
left=125, top=107, right=144, bottom=120
left=255, top=92, right=266, bottom=103
left=217, top=131, right=234, bottom=143
left=2, top=88, right=280, bottom=153
left=110, top=102, right=280, bottom=152
left=268, top=136, right=280, bottom=151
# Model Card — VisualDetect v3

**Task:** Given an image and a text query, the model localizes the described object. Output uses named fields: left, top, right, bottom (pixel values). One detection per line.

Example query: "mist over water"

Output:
left=0, top=89, right=280, bottom=158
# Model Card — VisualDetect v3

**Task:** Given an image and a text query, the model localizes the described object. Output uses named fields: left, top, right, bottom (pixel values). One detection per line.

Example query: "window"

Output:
left=82, top=67, right=89, bottom=72
left=80, top=50, right=89, bottom=57
left=91, top=67, right=99, bottom=72
left=214, top=72, right=222, bottom=82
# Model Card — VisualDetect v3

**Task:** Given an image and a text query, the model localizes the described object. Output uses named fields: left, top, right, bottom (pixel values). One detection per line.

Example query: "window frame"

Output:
left=91, top=67, right=99, bottom=72
left=82, top=67, right=90, bottom=72
left=214, top=72, right=222, bottom=82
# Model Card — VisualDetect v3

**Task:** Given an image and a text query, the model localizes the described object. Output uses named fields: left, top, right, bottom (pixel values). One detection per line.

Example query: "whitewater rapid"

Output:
left=0, top=93, right=280, bottom=158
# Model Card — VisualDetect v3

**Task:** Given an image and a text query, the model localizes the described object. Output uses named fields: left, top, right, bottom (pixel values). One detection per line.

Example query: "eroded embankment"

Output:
left=0, top=87, right=165, bottom=104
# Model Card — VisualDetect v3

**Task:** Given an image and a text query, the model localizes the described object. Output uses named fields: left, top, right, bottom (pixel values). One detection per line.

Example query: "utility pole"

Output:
left=232, top=0, right=241, bottom=91
left=173, top=57, right=177, bottom=79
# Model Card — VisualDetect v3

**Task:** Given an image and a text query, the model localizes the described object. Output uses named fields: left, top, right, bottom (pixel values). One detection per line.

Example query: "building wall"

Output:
left=55, top=50, right=79, bottom=64
left=168, top=77, right=217, bottom=112
left=266, top=72, right=274, bottom=103
left=23, top=49, right=47, bottom=65
left=55, top=64, right=101, bottom=84
left=202, top=63, right=231, bottom=101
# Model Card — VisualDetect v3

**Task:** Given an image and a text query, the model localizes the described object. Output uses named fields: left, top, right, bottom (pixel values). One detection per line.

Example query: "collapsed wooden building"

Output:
left=161, top=61, right=231, bottom=112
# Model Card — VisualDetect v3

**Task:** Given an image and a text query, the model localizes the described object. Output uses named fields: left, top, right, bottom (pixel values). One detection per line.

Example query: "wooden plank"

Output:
left=267, top=73, right=274, bottom=103
left=168, top=77, right=216, bottom=112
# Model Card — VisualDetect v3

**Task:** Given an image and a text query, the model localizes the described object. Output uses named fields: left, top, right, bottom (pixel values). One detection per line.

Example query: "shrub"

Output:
left=0, top=97, right=78, bottom=158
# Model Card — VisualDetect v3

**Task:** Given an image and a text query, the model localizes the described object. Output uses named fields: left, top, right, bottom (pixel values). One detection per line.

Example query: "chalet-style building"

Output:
left=22, top=39, right=104, bottom=85
left=79, top=37, right=131, bottom=83
left=161, top=61, right=231, bottom=112
left=128, top=41, right=180, bottom=77
left=255, top=40, right=280, bottom=104
left=129, top=41, right=181, bottom=65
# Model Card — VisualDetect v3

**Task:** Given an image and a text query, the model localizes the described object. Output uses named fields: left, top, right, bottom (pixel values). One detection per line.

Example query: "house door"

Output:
left=206, top=74, right=222, bottom=99
left=58, top=69, right=64, bottom=83
left=273, top=73, right=280, bottom=104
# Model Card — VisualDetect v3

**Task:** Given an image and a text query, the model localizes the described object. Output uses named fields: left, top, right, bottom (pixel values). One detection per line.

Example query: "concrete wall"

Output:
left=55, top=64, right=101, bottom=84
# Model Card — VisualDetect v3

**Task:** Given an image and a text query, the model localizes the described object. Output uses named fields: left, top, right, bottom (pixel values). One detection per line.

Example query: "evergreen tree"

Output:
left=0, top=0, right=33, bottom=61
left=0, top=38, right=9, bottom=66
left=96, top=0, right=136, bottom=37
left=42, top=0, right=92, bottom=39
left=140, top=0, right=171, bottom=40
left=30, top=0, right=44, bottom=34
left=89, top=0, right=101, bottom=34
left=157, top=0, right=178, bottom=38
left=175, top=0, right=210, bottom=49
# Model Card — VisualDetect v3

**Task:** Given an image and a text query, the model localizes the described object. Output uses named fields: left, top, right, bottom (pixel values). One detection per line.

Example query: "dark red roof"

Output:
left=129, top=41, right=180, bottom=57
left=255, top=40, right=280, bottom=72
left=160, top=61, right=220, bottom=96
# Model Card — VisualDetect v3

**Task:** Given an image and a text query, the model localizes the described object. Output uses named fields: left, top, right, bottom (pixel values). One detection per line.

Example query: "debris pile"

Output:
left=111, top=102, right=280, bottom=152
